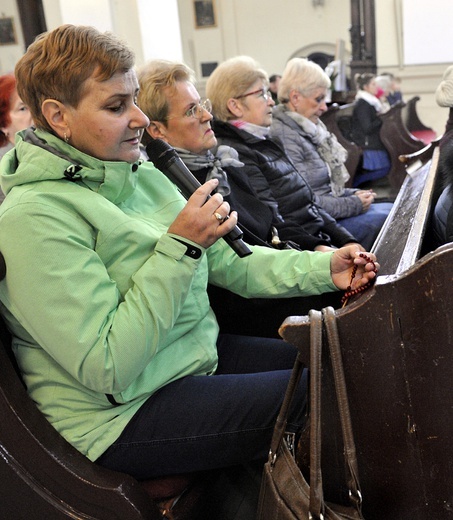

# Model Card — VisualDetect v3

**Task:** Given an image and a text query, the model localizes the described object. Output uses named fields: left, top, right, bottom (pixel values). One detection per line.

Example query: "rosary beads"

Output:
left=341, top=253, right=377, bottom=307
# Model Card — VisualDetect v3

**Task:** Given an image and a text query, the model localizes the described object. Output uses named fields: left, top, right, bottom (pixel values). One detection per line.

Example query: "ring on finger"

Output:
left=214, top=212, right=224, bottom=221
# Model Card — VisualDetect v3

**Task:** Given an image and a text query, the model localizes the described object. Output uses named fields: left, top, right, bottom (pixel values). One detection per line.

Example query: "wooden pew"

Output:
left=278, top=145, right=450, bottom=520
left=0, top=312, right=160, bottom=519
left=401, top=96, right=437, bottom=144
left=371, top=140, right=440, bottom=274
left=379, top=101, right=427, bottom=191
left=280, top=242, right=453, bottom=520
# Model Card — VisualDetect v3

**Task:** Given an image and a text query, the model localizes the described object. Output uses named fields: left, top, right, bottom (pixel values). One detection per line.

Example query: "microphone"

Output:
left=146, top=138, right=252, bottom=258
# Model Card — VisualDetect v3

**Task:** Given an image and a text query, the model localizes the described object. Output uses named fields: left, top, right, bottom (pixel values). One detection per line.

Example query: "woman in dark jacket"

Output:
left=351, top=73, right=391, bottom=188
left=206, top=55, right=360, bottom=252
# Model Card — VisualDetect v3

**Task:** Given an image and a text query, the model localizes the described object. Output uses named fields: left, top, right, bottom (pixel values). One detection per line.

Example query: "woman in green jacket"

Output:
left=0, top=25, right=377, bottom=483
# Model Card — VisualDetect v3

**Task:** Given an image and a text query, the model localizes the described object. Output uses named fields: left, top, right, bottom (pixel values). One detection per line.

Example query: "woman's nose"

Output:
left=132, top=105, right=150, bottom=129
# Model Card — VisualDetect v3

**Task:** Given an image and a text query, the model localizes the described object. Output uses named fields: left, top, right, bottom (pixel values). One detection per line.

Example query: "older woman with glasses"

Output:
left=269, top=58, right=392, bottom=251
left=207, top=55, right=362, bottom=252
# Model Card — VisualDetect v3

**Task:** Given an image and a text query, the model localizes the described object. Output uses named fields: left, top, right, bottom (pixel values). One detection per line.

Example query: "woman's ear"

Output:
left=41, top=99, right=70, bottom=140
left=147, top=121, right=167, bottom=141
left=226, top=98, right=243, bottom=119
left=289, top=89, right=300, bottom=108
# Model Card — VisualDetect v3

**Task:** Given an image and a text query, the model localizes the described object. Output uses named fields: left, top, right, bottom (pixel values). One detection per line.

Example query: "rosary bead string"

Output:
left=341, top=253, right=377, bottom=307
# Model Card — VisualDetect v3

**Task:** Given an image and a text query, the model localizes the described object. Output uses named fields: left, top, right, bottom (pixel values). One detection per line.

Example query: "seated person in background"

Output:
left=0, top=24, right=378, bottom=497
left=351, top=73, right=391, bottom=188
left=268, top=74, right=281, bottom=104
left=0, top=74, right=34, bottom=203
left=435, top=64, right=453, bottom=148
left=374, top=75, right=392, bottom=113
left=381, top=72, right=403, bottom=106
left=137, top=59, right=346, bottom=337
left=432, top=139, right=453, bottom=247
left=269, top=57, right=393, bottom=251
left=206, top=55, right=361, bottom=253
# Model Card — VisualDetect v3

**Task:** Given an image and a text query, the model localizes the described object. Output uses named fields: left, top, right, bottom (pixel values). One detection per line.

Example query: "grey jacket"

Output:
left=270, top=104, right=362, bottom=219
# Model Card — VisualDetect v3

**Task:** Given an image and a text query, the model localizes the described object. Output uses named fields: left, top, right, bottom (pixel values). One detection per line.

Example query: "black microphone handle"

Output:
left=149, top=146, right=252, bottom=258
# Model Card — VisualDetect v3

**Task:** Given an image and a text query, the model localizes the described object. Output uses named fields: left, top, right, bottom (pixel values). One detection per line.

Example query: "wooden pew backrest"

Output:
left=401, top=96, right=437, bottom=144
left=379, top=101, right=427, bottom=190
left=371, top=143, right=440, bottom=275
left=280, top=243, right=453, bottom=520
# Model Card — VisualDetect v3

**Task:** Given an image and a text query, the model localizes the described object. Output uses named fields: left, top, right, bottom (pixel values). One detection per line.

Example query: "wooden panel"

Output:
left=280, top=244, right=453, bottom=519
left=371, top=145, right=439, bottom=275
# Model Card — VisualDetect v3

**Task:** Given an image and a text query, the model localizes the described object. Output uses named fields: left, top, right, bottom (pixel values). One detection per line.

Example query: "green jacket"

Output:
left=0, top=129, right=336, bottom=461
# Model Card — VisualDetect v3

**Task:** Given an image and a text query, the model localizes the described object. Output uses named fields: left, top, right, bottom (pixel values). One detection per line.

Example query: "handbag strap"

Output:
left=268, top=351, right=305, bottom=465
left=267, top=307, right=363, bottom=517
left=309, top=307, right=363, bottom=519
left=308, top=309, right=324, bottom=517
left=322, top=306, right=363, bottom=511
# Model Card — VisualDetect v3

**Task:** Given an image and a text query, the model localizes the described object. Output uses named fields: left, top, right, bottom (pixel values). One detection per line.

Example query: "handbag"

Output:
left=256, top=307, right=365, bottom=520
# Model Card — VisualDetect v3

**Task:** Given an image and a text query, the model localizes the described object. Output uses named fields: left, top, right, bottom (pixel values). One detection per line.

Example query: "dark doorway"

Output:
left=16, top=0, right=47, bottom=50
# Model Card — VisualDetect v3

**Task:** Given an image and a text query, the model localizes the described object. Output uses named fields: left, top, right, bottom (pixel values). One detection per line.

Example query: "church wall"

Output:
left=178, top=0, right=450, bottom=134
left=0, top=0, right=450, bottom=134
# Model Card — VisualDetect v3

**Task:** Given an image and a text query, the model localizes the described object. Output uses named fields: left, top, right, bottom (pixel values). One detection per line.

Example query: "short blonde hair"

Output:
left=206, top=56, right=268, bottom=122
left=15, top=24, right=135, bottom=132
left=278, top=58, right=330, bottom=103
left=137, top=59, right=195, bottom=123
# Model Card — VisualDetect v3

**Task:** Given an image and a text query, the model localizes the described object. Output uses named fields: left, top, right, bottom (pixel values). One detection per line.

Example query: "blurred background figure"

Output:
left=374, top=75, right=392, bottom=112
left=381, top=72, right=403, bottom=105
left=268, top=74, right=281, bottom=104
left=435, top=64, right=453, bottom=147
left=432, top=138, right=453, bottom=247
left=0, top=74, right=34, bottom=160
left=351, top=72, right=391, bottom=189
left=432, top=65, right=453, bottom=247
left=0, top=73, right=34, bottom=203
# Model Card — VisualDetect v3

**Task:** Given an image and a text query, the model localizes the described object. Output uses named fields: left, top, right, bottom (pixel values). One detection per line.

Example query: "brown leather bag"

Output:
left=256, top=307, right=365, bottom=520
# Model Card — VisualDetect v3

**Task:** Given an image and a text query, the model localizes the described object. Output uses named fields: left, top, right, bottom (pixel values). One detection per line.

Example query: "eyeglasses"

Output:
left=166, top=98, right=212, bottom=121
left=236, top=88, right=272, bottom=101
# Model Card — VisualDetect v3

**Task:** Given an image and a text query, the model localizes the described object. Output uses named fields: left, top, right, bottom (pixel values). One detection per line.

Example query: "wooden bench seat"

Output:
left=280, top=242, right=453, bottom=520
left=278, top=142, right=449, bottom=519
left=402, top=96, right=437, bottom=144
left=379, top=101, right=427, bottom=191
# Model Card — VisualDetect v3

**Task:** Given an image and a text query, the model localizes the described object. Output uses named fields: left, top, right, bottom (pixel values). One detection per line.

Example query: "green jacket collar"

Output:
left=1, top=128, right=141, bottom=204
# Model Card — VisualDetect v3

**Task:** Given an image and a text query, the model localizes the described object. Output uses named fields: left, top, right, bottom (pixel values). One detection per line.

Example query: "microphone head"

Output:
left=146, top=138, right=177, bottom=172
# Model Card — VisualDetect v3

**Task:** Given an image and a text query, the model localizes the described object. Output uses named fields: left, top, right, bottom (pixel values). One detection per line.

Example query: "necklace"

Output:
left=341, top=253, right=377, bottom=307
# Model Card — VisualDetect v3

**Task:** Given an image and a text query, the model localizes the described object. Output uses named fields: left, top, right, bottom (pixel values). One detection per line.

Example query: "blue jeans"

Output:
left=96, top=334, right=307, bottom=480
left=338, top=202, right=393, bottom=251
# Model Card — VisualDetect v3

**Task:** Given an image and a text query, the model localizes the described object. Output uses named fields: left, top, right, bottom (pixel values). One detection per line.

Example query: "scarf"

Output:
left=175, top=145, right=244, bottom=197
left=355, top=89, right=384, bottom=113
left=230, top=120, right=270, bottom=140
left=285, top=109, right=349, bottom=196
